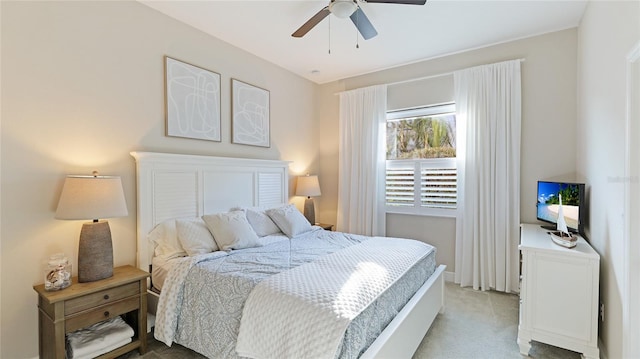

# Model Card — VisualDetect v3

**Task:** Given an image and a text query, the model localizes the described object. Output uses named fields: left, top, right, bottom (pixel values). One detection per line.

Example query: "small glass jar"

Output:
left=44, top=253, right=72, bottom=291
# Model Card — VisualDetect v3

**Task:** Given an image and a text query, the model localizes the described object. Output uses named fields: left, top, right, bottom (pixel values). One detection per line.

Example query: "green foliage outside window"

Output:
left=387, top=114, right=456, bottom=160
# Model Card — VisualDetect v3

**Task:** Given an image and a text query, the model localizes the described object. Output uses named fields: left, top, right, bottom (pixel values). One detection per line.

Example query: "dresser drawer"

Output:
left=65, top=282, right=139, bottom=316
left=65, top=296, right=140, bottom=333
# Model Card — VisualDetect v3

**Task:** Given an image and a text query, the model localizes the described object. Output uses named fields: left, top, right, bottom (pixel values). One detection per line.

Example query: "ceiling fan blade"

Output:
left=350, top=7, right=378, bottom=40
left=364, top=0, right=427, bottom=4
left=292, top=6, right=331, bottom=38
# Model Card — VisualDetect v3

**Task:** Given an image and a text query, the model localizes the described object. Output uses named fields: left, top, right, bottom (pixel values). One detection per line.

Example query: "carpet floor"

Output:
left=119, top=282, right=583, bottom=359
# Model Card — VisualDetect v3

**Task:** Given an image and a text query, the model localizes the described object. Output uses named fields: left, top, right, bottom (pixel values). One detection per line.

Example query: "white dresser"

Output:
left=518, top=223, right=600, bottom=359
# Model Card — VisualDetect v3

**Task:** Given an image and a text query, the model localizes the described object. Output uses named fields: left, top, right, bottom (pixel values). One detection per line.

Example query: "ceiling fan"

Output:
left=292, top=0, right=427, bottom=40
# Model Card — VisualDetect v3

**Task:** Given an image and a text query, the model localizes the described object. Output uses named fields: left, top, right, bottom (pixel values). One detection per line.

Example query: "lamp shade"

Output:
left=296, top=175, right=321, bottom=197
left=55, top=175, right=128, bottom=220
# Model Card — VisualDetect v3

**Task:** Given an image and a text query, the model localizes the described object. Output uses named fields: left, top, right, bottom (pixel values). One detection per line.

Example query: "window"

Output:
left=385, top=103, right=457, bottom=217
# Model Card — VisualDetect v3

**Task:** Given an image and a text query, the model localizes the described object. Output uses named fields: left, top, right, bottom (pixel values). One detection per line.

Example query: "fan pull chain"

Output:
left=328, top=15, right=331, bottom=54
left=355, top=7, right=360, bottom=49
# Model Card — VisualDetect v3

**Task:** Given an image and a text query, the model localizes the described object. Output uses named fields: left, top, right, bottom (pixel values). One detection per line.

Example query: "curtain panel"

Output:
left=454, top=60, right=522, bottom=293
left=337, top=84, right=387, bottom=236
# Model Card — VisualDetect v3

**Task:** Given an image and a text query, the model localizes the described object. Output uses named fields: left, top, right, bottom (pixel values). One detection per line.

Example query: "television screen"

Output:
left=536, top=181, right=585, bottom=233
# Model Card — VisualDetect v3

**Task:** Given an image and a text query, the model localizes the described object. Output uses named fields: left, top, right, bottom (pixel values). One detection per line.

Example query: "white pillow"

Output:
left=245, top=208, right=282, bottom=237
left=176, top=218, right=218, bottom=256
left=147, top=219, right=187, bottom=259
left=202, top=210, right=261, bottom=251
left=266, top=204, right=312, bottom=238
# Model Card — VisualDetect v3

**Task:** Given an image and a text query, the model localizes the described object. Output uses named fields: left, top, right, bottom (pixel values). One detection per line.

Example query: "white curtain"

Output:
left=454, top=60, right=521, bottom=293
left=337, top=84, right=387, bottom=236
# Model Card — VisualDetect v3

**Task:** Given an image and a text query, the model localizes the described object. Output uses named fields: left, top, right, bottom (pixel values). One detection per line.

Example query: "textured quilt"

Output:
left=236, top=237, right=434, bottom=359
left=154, top=229, right=436, bottom=358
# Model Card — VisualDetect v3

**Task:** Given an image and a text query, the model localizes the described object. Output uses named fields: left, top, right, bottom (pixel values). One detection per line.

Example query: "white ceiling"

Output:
left=140, top=0, right=588, bottom=84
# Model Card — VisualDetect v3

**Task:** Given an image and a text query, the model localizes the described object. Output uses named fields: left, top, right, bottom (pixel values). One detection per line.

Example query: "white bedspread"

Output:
left=235, top=237, right=433, bottom=359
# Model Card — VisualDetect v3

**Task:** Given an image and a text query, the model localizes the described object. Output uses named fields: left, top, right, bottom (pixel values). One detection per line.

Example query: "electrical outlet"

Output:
left=600, top=302, right=605, bottom=322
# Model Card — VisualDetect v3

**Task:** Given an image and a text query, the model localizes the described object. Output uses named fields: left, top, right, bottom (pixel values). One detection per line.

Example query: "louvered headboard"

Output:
left=130, top=152, right=290, bottom=273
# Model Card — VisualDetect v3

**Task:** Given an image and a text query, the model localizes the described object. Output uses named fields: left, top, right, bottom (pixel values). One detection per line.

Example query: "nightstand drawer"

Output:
left=65, top=282, right=139, bottom=315
left=66, top=296, right=140, bottom=333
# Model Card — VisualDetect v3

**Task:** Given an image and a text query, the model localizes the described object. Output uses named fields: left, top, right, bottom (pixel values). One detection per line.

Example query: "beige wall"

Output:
left=0, top=1, right=318, bottom=357
left=388, top=74, right=454, bottom=111
left=317, top=29, right=579, bottom=272
left=316, top=81, right=344, bottom=226
left=576, top=1, right=640, bottom=357
left=387, top=214, right=456, bottom=269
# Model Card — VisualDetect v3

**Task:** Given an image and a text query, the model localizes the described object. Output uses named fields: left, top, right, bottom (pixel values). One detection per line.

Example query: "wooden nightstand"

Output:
left=316, top=223, right=334, bottom=231
left=33, top=265, right=149, bottom=359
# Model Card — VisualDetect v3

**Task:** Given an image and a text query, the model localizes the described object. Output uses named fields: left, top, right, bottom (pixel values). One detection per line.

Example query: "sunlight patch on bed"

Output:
left=335, top=262, right=389, bottom=319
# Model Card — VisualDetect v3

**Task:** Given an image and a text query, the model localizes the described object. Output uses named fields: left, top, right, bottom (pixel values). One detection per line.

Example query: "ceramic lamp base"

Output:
left=303, top=197, right=316, bottom=225
left=78, top=221, right=114, bottom=282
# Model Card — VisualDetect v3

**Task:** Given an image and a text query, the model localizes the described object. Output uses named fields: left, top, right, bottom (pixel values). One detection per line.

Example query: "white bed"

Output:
left=131, top=151, right=446, bottom=358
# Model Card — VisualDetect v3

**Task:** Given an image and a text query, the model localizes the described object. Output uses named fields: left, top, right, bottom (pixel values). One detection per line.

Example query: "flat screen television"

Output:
left=536, top=181, right=586, bottom=234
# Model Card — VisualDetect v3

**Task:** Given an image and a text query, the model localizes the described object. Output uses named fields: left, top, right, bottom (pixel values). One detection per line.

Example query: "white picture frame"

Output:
left=231, top=78, right=270, bottom=147
left=165, top=56, right=221, bottom=142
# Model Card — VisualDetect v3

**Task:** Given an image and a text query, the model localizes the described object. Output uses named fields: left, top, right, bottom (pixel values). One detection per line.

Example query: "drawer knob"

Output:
left=104, top=311, right=110, bottom=317
left=103, top=294, right=109, bottom=300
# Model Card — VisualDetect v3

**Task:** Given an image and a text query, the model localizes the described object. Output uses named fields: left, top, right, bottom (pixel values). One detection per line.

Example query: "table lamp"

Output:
left=296, top=174, right=321, bottom=224
left=55, top=171, right=128, bottom=282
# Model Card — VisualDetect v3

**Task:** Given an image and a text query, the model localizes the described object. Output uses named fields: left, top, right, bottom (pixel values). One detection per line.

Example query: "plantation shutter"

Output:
left=386, top=158, right=457, bottom=215
left=386, top=163, right=415, bottom=207
left=421, top=161, right=457, bottom=209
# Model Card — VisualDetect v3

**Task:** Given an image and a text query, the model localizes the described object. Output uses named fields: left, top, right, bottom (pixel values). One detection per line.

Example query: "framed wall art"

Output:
left=231, top=78, right=270, bottom=147
left=165, top=56, right=221, bottom=142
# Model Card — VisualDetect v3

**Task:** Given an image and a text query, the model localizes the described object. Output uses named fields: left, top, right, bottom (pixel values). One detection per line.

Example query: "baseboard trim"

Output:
left=599, top=337, right=608, bottom=359
left=444, top=271, right=455, bottom=282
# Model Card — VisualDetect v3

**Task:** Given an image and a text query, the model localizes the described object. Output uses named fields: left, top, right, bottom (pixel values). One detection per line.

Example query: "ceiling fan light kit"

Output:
left=329, top=0, right=358, bottom=18
left=292, top=0, right=427, bottom=41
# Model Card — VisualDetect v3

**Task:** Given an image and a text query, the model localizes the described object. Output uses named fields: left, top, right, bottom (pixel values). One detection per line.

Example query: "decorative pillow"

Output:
left=147, top=219, right=187, bottom=259
left=245, top=208, right=282, bottom=237
left=266, top=204, right=312, bottom=238
left=202, top=210, right=261, bottom=251
left=176, top=218, right=218, bottom=256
